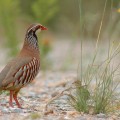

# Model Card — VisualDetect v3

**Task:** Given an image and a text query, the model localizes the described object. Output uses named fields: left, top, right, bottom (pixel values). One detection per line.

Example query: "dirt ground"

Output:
left=0, top=71, right=119, bottom=120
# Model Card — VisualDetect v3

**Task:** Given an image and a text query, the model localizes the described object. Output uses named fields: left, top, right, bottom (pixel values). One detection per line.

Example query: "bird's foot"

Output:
left=15, top=103, right=22, bottom=108
left=9, top=102, right=14, bottom=108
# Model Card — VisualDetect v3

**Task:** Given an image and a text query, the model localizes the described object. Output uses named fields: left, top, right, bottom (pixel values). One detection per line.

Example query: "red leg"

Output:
left=9, top=91, right=14, bottom=107
left=13, top=91, right=22, bottom=108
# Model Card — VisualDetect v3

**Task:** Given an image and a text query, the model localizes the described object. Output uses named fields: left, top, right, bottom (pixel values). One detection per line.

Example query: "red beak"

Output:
left=41, top=26, right=48, bottom=30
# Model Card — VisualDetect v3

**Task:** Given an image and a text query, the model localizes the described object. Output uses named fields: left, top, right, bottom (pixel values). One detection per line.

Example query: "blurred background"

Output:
left=0, top=0, right=120, bottom=71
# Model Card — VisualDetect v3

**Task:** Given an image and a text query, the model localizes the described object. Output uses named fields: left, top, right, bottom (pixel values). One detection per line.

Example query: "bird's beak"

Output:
left=41, top=26, right=48, bottom=30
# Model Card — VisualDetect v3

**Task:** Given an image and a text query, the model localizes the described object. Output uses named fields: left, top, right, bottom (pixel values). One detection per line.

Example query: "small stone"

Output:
left=0, top=106, right=4, bottom=109
left=97, top=113, right=107, bottom=118
left=111, top=115, right=118, bottom=120
left=0, top=111, right=2, bottom=116
left=64, top=115, right=71, bottom=120
left=76, top=116, right=87, bottom=120
left=28, top=92, right=37, bottom=98
left=23, top=109, right=33, bottom=113
left=0, top=99, right=7, bottom=105
left=51, top=91, right=59, bottom=97
left=19, top=113, right=29, bottom=116
left=9, top=107, right=24, bottom=113
left=56, top=115, right=65, bottom=120
left=21, top=96, right=29, bottom=102
left=1, top=108, right=10, bottom=113
left=61, top=111, right=67, bottom=115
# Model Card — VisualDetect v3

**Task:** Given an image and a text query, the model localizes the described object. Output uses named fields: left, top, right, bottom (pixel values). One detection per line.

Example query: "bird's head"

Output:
left=27, top=23, right=47, bottom=34
left=24, top=23, right=47, bottom=49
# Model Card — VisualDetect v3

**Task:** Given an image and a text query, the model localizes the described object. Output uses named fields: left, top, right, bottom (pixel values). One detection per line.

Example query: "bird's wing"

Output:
left=1, top=56, right=33, bottom=87
left=0, top=62, right=13, bottom=86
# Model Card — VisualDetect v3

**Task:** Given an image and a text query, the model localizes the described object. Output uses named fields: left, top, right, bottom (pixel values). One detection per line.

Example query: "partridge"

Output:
left=0, top=23, right=47, bottom=108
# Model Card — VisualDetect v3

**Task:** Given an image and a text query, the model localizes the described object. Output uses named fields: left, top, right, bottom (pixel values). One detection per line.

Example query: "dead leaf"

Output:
left=67, top=111, right=79, bottom=117
left=44, top=108, right=54, bottom=115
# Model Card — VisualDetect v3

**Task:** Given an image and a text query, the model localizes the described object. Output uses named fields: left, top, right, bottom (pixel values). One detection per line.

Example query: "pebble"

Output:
left=56, top=115, right=65, bottom=120
left=96, top=113, right=107, bottom=118
left=111, top=115, right=118, bottom=120
left=0, top=100, right=7, bottom=105
left=1, top=108, right=10, bottom=113
left=76, top=117, right=87, bottom=120
left=9, top=108, right=24, bottom=113
left=51, top=91, right=59, bottom=97
left=21, top=97, right=29, bottom=102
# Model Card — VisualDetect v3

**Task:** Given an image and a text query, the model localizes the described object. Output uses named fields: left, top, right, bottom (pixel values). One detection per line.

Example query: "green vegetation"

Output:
left=31, top=0, right=59, bottom=25
left=69, top=0, right=120, bottom=114
left=69, top=81, right=90, bottom=113
left=20, top=0, right=59, bottom=25
left=30, top=113, right=41, bottom=119
left=0, top=0, right=20, bottom=56
left=69, top=50, right=120, bottom=114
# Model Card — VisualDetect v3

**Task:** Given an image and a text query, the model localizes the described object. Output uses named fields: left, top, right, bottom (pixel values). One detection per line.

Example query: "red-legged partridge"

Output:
left=0, top=23, right=47, bottom=108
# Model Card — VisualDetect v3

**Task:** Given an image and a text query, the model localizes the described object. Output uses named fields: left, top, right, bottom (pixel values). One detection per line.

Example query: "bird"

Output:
left=0, top=23, right=47, bottom=108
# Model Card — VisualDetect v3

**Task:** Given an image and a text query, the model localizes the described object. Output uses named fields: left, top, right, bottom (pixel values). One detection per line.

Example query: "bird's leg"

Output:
left=9, top=90, right=14, bottom=107
left=13, top=90, right=22, bottom=108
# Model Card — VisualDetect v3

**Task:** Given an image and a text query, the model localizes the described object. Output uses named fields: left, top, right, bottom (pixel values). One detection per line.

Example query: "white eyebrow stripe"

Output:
left=27, top=24, right=41, bottom=33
